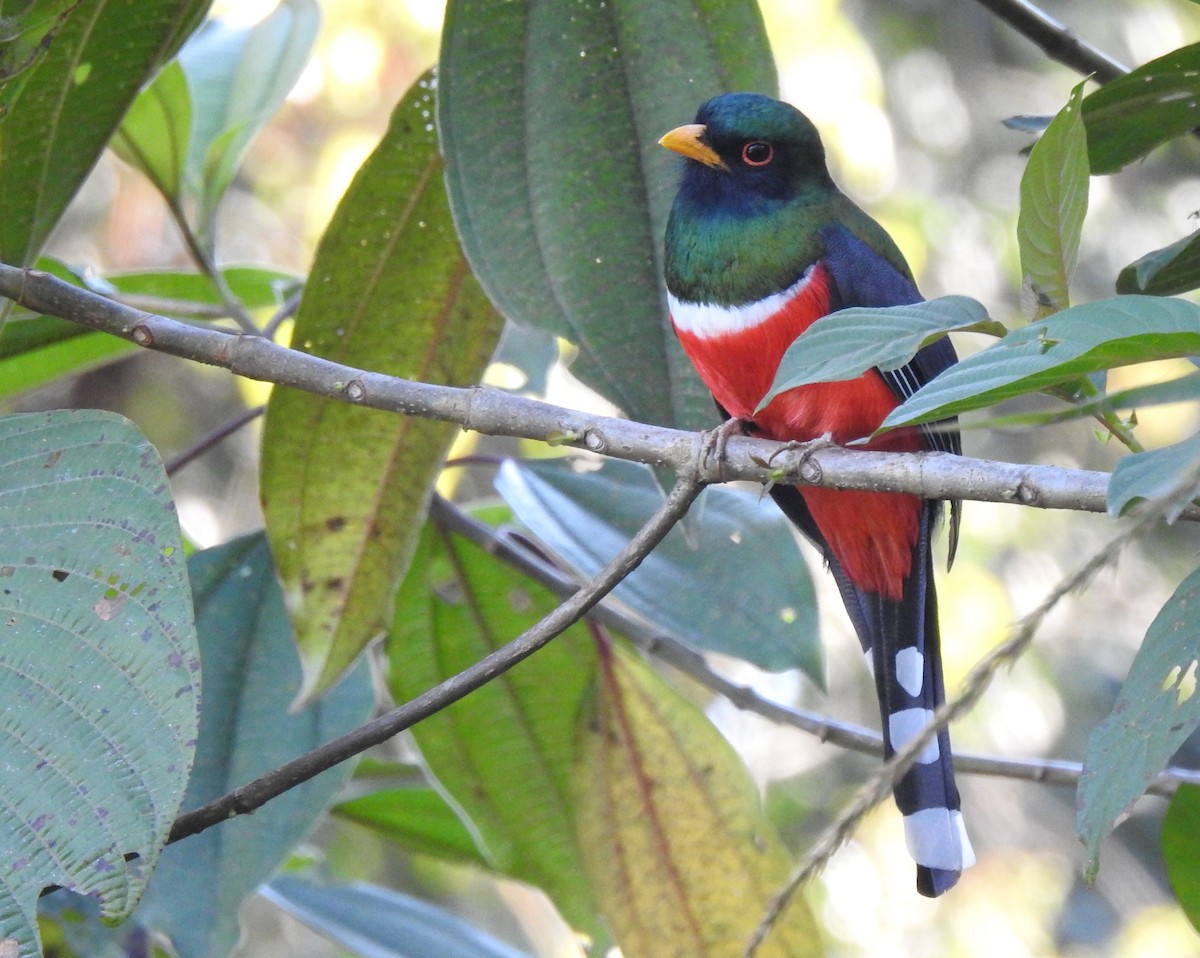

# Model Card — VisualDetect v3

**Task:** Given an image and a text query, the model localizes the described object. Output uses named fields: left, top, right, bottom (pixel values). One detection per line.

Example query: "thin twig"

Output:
left=745, top=466, right=1200, bottom=957
left=166, top=471, right=704, bottom=846
left=2, top=263, right=1187, bottom=521
left=971, top=0, right=1129, bottom=83
left=164, top=404, right=265, bottom=476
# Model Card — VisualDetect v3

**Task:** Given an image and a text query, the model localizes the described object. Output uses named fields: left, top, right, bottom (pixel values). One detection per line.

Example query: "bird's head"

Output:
left=660, top=93, right=834, bottom=211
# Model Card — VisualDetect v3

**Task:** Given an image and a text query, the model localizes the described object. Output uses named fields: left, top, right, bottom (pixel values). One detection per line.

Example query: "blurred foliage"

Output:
left=2, top=0, right=1200, bottom=957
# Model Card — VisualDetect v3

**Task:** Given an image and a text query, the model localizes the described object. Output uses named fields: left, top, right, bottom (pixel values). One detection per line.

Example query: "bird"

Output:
left=659, top=92, right=973, bottom=896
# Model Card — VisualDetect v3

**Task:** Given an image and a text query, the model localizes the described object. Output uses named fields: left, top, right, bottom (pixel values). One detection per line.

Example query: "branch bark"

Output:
left=2, top=263, right=1183, bottom=520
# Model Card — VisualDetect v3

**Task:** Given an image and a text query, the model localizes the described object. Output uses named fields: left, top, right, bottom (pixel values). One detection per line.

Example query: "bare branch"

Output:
left=1, top=263, right=1183, bottom=520
left=166, top=471, right=704, bottom=846
left=972, top=0, right=1128, bottom=83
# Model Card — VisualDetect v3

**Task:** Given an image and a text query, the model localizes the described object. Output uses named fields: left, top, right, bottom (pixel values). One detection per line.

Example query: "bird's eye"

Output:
left=741, top=141, right=774, bottom=166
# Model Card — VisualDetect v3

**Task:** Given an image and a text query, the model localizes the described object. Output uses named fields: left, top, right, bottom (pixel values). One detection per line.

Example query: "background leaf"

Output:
left=109, top=60, right=191, bottom=198
left=174, top=0, right=320, bottom=228
left=386, top=513, right=602, bottom=939
left=1083, top=42, right=1200, bottom=175
left=1117, top=230, right=1200, bottom=297
left=1107, top=432, right=1200, bottom=518
left=495, top=457, right=823, bottom=680
left=1017, top=81, right=1089, bottom=319
left=883, top=295, right=1200, bottom=430
left=0, top=410, right=198, bottom=958
left=0, top=0, right=212, bottom=265
left=333, top=787, right=486, bottom=866
left=438, top=0, right=776, bottom=431
left=1078, top=565, right=1200, bottom=879
left=1162, top=785, right=1200, bottom=933
left=260, top=72, right=503, bottom=701
left=131, top=532, right=375, bottom=958
left=262, top=877, right=537, bottom=958
left=575, top=642, right=823, bottom=958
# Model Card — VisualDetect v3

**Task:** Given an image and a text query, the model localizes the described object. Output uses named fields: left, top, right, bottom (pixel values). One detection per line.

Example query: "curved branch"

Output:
left=166, top=471, right=704, bottom=845
left=1, top=263, right=1184, bottom=521
left=972, top=0, right=1128, bottom=83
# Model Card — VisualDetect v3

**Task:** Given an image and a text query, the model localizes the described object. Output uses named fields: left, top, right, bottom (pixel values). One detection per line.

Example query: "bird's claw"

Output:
left=767, top=432, right=837, bottom=473
left=700, top=417, right=749, bottom=476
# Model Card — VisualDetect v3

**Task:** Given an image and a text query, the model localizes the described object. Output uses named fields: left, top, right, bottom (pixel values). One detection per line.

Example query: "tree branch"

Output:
left=2, top=263, right=1185, bottom=521
left=971, top=0, right=1129, bottom=83
left=166, top=471, right=704, bottom=845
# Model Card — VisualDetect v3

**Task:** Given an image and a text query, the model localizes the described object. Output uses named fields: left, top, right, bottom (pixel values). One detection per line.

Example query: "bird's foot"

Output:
left=767, top=433, right=838, bottom=480
left=699, top=417, right=750, bottom=477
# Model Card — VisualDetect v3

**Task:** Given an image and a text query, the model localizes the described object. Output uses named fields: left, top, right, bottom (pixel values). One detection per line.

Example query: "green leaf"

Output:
left=333, top=788, right=487, bottom=866
left=104, top=264, right=301, bottom=315
left=1017, top=81, right=1089, bottom=320
left=386, top=516, right=602, bottom=939
left=260, top=71, right=502, bottom=701
left=882, top=295, right=1200, bottom=430
left=438, top=0, right=776, bottom=431
left=1083, top=42, right=1200, bottom=175
left=0, top=0, right=79, bottom=112
left=1117, top=230, right=1200, bottom=297
left=0, top=0, right=212, bottom=265
left=1108, top=432, right=1200, bottom=519
left=1163, top=784, right=1200, bottom=933
left=495, top=457, right=823, bottom=681
left=576, top=642, right=823, bottom=958
left=109, top=60, right=191, bottom=198
left=758, top=296, right=996, bottom=411
left=133, top=533, right=374, bottom=958
left=1078, top=564, right=1200, bottom=879
left=0, top=410, right=198, bottom=958
left=263, top=877, right=536, bottom=958
left=175, top=0, right=320, bottom=228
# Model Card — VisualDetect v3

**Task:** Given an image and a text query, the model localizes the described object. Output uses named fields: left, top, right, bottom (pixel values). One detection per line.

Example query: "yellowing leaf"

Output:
left=575, top=643, right=823, bottom=958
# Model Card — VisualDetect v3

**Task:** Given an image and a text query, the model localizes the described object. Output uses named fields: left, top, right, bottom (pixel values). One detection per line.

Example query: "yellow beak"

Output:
left=658, top=123, right=727, bottom=170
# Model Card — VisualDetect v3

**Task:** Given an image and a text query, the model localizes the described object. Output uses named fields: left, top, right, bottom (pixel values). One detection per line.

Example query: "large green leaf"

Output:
left=0, top=410, right=198, bottom=958
left=172, top=0, right=319, bottom=227
left=1117, top=230, right=1200, bottom=298
left=263, top=877, right=536, bottom=958
left=0, top=0, right=212, bottom=265
left=387, top=515, right=602, bottom=939
left=575, top=641, right=823, bottom=958
left=109, top=60, right=192, bottom=199
left=1017, top=81, right=1088, bottom=320
left=759, top=296, right=996, bottom=411
left=438, top=0, right=776, bottom=431
left=132, top=533, right=374, bottom=958
left=261, top=71, right=503, bottom=701
left=1078, top=564, right=1200, bottom=879
left=333, top=787, right=486, bottom=866
left=882, top=296, right=1200, bottom=430
left=1107, top=432, right=1200, bottom=519
left=0, top=0, right=79, bottom=113
left=1083, top=42, right=1200, bottom=175
left=1163, top=785, right=1200, bottom=933
left=496, top=457, right=823, bottom=681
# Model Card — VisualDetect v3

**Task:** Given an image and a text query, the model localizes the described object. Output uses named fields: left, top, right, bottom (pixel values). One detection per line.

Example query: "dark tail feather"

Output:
left=769, top=489, right=973, bottom=894
left=861, top=504, right=972, bottom=896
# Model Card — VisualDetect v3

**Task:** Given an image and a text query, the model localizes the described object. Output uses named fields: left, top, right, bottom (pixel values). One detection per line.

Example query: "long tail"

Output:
left=770, top=487, right=973, bottom=895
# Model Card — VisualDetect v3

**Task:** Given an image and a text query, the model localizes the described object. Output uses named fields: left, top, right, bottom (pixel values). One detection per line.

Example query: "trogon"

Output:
left=660, top=92, right=973, bottom=896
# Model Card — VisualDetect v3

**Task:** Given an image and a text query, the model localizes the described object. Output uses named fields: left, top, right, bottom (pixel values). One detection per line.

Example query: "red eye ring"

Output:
left=742, top=141, right=774, bottom=166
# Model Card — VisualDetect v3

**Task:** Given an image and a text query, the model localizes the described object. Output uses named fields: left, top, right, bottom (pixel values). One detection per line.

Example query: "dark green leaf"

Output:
left=883, top=296, right=1200, bottom=430
left=439, top=0, right=776, bottom=431
left=263, top=877, right=536, bottom=958
left=0, top=0, right=212, bottom=265
left=110, top=60, right=191, bottom=198
left=1108, top=432, right=1200, bottom=519
left=0, top=410, right=198, bottom=958
left=260, top=72, right=502, bottom=701
left=1117, top=230, right=1200, bottom=297
left=1078, top=564, right=1200, bottom=878
left=134, top=533, right=374, bottom=958
left=1163, top=784, right=1200, bottom=933
left=758, top=296, right=996, bottom=411
left=1083, top=42, right=1200, bottom=174
left=496, top=457, right=823, bottom=681
left=387, top=516, right=602, bottom=939
left=1017, top=81, right=1089, bottom=319
left=175, top=0, right=319, bottom=226
left=333, top=788, right=486, bottom=866
left=0, top=0, right=80, bottom=111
